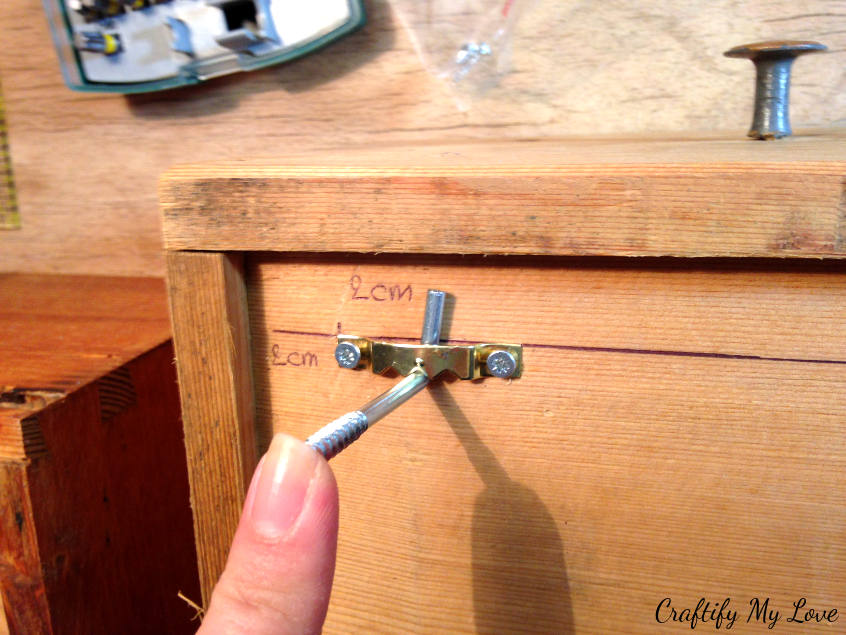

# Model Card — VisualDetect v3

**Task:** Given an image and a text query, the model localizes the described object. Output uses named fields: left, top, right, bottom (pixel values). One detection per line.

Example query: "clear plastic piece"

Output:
left=391, top=0, right=536, bottom=107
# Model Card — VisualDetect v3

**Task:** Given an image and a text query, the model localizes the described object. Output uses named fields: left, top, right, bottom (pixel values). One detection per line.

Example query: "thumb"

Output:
left=198, top=433, right=339, bottom=635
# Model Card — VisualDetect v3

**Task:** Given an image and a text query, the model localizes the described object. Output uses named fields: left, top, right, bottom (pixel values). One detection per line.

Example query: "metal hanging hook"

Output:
left=305, top=290, right=445, bottom=459
left=305, top=289, right=523, bottom=460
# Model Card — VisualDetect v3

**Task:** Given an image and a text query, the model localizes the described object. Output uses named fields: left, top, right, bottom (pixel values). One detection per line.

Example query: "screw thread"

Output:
left=306, top=411, right=369, bottom=460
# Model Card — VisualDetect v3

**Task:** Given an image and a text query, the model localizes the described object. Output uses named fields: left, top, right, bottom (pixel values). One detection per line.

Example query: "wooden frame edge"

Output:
left=166, top=251, right=257, bottom=604
left=160, top=164, right=846, bottom=258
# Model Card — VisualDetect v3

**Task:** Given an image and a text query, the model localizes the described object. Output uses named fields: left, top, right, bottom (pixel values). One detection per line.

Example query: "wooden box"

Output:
left=161, top=132, right=846, bottom=634
left=0, top=274, right=200, bottom=634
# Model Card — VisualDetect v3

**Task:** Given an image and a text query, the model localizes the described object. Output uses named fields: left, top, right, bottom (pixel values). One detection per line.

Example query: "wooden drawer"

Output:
left=162, top=132, right=846, bottom=634
left=0, top=274, right=200, bottom=634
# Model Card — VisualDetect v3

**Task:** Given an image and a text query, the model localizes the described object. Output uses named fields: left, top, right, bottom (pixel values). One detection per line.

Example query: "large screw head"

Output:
left=486, top=350, right=518, bottom=378
left=335, top=342, right=361, bottom=369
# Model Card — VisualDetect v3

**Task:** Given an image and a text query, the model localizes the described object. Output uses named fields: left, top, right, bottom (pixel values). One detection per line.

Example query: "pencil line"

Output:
left=269, top=328, right=846, bottom=366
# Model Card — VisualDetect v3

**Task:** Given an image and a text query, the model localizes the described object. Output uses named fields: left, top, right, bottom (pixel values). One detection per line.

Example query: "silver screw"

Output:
left=335, top=342, right=361, bottom=369
left=310, top=291, right=446, bottom=460
left=306, top=411, right=369, bottom=460
left=486, top=350, right=517, bottom=378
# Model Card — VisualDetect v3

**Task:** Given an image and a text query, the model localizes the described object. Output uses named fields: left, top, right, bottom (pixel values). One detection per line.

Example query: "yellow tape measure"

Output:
left=0, top=78, right=20, bottom=230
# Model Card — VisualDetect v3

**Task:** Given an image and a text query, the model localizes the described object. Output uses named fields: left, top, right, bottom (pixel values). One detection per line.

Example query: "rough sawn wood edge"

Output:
left=165, top=251, right=257, bottom=605
left=160, top=159, right=846, bottom=259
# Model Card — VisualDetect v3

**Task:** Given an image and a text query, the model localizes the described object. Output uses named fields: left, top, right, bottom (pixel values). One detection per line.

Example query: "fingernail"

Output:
left=247, top=434, right=319, bottom=538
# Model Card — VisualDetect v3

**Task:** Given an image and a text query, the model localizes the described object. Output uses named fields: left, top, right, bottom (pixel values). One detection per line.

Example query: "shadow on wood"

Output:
left=431, top=385, right=574, bottom=634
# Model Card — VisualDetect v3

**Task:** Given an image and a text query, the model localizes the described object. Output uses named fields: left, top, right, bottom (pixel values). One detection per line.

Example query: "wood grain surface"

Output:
left=0, top=275, right=199, bottom=634
left=244, top=254, right=846, bottom=634
left=1, top=0, right=844, bottom=275
left=0, top=274, right=170, bottom=419
left=0, top=273, right=171, bottom=462
left=165, top=252, right=257, bottom=605
left=0, top=462, right=49, bottom=634
left=1, top=346, right=201, bottom=635
left=161, top=132, right=846, bottom=258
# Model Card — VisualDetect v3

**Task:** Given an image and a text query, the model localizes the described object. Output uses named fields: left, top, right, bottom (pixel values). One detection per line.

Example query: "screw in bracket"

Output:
left=334, top=341, right=361, bottom=369
left=724, top=40, right=827, bottom=140
left=309, top=290, right=445, bottom=459
left=485, top=350, right=518, bottom=379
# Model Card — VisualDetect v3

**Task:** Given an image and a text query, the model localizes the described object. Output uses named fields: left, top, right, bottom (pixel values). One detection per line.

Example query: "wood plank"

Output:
left=0, top=274, right=200, bottom=632
left=0, top=461, right=50, bottom=634
left=245, top=255, right=846, bottom=634
left=1, top=345, right=201, bottom=634
left=166, top=252, right=257, bottom=605
left=0, top=273, right=171, bottom=462
left=0, top=274, right=170, bottom=396
left=3, top=0, right=845, bottom=276
left=161, top=133, right=846, bottom=258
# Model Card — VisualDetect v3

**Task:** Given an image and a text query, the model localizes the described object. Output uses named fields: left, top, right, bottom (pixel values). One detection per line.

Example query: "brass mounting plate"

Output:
left=336, top=335, right=523, bottom=379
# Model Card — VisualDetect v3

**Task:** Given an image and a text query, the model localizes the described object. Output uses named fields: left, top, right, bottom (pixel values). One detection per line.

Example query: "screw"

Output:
left=307, top=411, right=369, bottom=460
left=310, top=291, right=446, bottom=459
left=486, top=350, right=518, bottom=378
left=454, top=42, right=492, bottom=80
left=724, top=40, right=827, bottom=140
left=335, top=341, right=361, bottom=368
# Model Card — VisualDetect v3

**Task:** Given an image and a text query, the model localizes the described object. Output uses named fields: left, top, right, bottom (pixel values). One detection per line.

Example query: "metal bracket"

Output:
left=308, top=289, right=523, bottom=460
left=334, top=335, right=523, bottom=380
